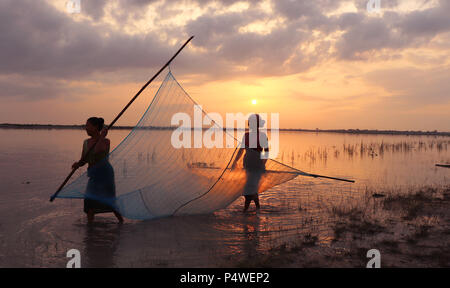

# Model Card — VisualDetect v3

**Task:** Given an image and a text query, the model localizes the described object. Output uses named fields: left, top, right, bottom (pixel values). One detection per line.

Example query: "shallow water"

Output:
left=0, top=129, right=448, bottom=267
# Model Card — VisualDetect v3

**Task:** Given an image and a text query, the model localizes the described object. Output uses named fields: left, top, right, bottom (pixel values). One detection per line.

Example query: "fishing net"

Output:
left=56, top=71, right=300, bottom=219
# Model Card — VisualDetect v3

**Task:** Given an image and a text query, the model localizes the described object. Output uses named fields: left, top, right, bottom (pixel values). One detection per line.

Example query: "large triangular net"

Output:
left=56, top=71, right=300, bottom=220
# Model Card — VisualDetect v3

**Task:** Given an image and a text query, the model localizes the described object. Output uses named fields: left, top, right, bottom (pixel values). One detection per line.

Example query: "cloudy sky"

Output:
left=0, top=0, right=449, bottom=130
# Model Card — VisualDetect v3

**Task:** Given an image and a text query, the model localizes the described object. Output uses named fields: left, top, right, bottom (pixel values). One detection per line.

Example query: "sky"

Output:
left=0, top=0, right=449, bottom=130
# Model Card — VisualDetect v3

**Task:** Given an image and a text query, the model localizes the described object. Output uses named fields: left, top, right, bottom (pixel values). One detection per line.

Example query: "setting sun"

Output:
left=251, top=99, right=257, bottom=105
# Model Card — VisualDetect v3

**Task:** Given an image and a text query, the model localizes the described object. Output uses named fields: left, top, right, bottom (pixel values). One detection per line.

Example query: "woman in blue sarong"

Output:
left=72, top=117, right=124, bottom=224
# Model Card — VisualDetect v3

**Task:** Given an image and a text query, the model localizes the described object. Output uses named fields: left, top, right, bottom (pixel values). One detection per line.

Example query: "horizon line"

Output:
left=1, top=123, right=449, bottom=136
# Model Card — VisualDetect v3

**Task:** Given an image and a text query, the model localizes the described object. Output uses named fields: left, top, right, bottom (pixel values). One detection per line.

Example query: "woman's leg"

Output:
left=244, top=196, right=251, bottom=212
left=113, top=211, right=124, bottom=223
left=254, top=195, right=260, bottom=210
left=87, top=209, right=95, bottom=224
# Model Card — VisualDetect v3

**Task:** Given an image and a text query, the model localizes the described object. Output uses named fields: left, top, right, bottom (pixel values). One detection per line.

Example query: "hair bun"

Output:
left=87, top=117, right=104, bottom=131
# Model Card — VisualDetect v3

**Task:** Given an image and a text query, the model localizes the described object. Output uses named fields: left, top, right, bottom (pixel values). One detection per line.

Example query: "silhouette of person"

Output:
left=72, top=117, right=123, bottom=224
left=231, top=114, right=269, bottom=212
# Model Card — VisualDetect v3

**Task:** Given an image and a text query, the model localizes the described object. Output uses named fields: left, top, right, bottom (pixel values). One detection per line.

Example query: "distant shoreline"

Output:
left=1, top=123, right=449, bottom=136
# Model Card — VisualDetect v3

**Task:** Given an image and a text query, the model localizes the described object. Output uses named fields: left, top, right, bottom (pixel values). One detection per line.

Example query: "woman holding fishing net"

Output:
left=232, top=114, right=269, bottom=213
left=71, top=117, right=124, bottom=224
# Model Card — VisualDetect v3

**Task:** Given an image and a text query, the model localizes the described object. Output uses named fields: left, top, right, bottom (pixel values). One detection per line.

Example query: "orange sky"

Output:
left=0, top=0, right=449, bottom=131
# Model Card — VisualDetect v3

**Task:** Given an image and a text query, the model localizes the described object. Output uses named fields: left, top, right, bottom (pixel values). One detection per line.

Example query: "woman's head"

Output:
left=85, top=117, right=104, bottom=136
left=248, top=114, right=265, bottom=131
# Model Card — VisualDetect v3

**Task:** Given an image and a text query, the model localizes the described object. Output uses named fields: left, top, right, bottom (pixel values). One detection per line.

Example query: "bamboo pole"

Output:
left=50, top=36, right=194, bottom=202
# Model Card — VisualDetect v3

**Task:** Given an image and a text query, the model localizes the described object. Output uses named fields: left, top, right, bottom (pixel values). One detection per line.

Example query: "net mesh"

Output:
left=56, top=71, right=300, bottom=219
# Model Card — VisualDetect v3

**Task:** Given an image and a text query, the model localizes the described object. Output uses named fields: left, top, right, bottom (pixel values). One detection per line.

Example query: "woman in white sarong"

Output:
left=231, top=114, right=269, bottom=212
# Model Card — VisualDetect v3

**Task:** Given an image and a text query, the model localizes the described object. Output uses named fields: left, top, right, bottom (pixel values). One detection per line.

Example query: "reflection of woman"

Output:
left=72, top=117, right=123, bottom=224
left=242, top=215, right=260, bottom=258
left=84, top=224, right=122, bottom=267
left=232, top=114, right=269, bottom=212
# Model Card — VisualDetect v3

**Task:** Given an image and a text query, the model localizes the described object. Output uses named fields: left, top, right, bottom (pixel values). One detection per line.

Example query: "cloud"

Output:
left=335, top=16, right=406, bottom=60
left=81, top=0, right=109, bottom=20
left=2, top=0, right=449, bottom=78
left=335, top=0, right=450, bottom=59
left=0, top=75, right=92, bottom=101
left=0, top=0, right=450, bottom=105
left=364, top=66, right=450, bottom=106
left=185, top=11, right=257, bottom=47
left=0, top=0, right=172, bottom=80
left=399, top=0, right=450, bottom=37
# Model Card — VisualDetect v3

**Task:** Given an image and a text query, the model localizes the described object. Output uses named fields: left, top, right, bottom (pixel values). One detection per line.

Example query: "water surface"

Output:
left=0, top=129, right=448, bottom=267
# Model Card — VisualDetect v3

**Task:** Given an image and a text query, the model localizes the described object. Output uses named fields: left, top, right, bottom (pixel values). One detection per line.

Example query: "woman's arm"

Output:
left=263, top=141, right=269, bottom=161
left=231, top=133, right=247, bottom=169
left=231, top=148, right=244, bottom=169
left=72, top=140, right=87, bottom=169
left=93, top=127, right=109, bottom=154
left=262, top=147, right=269, bottom=166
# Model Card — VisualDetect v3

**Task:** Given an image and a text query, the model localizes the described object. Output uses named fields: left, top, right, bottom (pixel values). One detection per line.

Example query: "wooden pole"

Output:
left=50, top=36, right=194, bottom=202
left=436, top=164, right=450, bottom=168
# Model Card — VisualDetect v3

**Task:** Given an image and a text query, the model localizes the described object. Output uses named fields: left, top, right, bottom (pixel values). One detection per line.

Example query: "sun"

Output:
left=251, top=99, right=257, bottom=105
